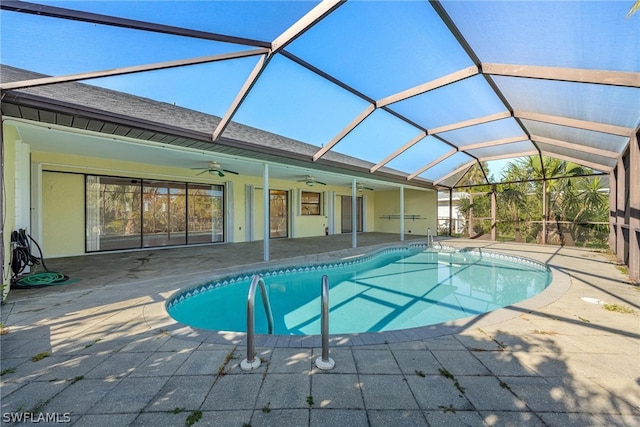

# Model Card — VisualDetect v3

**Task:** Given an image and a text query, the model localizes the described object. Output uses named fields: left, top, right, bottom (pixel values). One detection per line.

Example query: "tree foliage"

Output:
left=455, top=156, right=609, bottom=247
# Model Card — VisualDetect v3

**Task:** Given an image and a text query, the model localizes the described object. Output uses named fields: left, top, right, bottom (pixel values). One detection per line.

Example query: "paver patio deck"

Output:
left=1, top=233, right=638, bottom=426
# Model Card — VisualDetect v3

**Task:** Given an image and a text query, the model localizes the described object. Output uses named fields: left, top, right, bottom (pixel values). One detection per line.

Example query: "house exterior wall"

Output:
left=2, top=125, right=19, bottom=299
left=373, top=189, right=436, bottom=235
left=4, top=146, right=431, bottom=261
left=42, top=172, right=84, bottom=257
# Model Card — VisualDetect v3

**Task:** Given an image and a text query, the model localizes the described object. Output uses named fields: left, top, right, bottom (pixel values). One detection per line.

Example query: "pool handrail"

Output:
left=315, top=275, right=335, bottom=370
left=241, top=274, right=274, bottom=371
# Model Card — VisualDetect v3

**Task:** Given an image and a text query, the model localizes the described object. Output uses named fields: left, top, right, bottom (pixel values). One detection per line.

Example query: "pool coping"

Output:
left=144, top=241, right=571, bottom=348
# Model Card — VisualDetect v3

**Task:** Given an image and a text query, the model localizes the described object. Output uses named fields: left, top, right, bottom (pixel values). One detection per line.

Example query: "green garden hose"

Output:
left=14, top=272, right=69, bottom=288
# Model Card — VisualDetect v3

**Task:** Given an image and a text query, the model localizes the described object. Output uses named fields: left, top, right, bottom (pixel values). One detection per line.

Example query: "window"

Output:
left=86, top=175, right=224, bottom=252
left=301, top=191, right=321, bottom=215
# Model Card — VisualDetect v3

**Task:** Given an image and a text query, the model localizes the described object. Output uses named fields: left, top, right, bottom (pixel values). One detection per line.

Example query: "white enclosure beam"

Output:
left=1, top=49, right=270, bottom=90
left=458, top=136, right=528, bottom=151
left=271, top=0, right=344, bottom=52
left=370, top=132, right=427, bottom=172
left=429, top=111, right=511, bottom=135
left=477, top=150, right=538, bottom=162
left=515, top=110, right=634, bottom=137
left=433, top=160, right=476, bottom=186
left=407, top=149, right=457, bottom=181
left=212, top=54, right=270, bottom=141
left=313, top=104, right=376, bottom=161
left=483, top=63, right=640, bottom=88
left=531, top=134, right=621, bottom=158
left=539, top=151, right=613, bottom=172
left=376, top=66, right=478, bottom=107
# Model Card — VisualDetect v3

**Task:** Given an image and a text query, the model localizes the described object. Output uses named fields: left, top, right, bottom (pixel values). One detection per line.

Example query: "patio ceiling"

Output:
left=1, top=0, right=639, bottom=189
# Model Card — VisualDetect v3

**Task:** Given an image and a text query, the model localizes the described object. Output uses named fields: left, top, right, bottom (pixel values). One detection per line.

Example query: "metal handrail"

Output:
left=315, top=275, right=335, bottom=370
left=241, top=274, right=274, bottom=371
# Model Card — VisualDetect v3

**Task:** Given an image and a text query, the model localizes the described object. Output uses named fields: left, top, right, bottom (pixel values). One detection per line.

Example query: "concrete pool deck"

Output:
left=1, top=234, right=639, bottom=426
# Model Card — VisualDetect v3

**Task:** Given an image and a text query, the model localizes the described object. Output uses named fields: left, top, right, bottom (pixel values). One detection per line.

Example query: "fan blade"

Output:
left=316, top=180, right=327, bottom=185
left=195, top=170, right=207, bottom=176
left=222, top=169, right=239, bottom=175
left=217, top=171, right=225, bottom=177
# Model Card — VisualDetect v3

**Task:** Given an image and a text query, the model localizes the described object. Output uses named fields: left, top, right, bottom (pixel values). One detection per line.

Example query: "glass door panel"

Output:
left=270, top=190, right=288, bottom=238
left=86, top=176, right=142, bottom=251
left=341, top=196, right=363, bottom=233
left=188, top=183, right=224, bottom=243
left=142, top=180, right=186, bottom=247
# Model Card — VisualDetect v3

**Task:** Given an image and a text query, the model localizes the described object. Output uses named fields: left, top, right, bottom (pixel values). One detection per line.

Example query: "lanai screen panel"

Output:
left=80, top=57, right=265, bottom=118
left=328, top=109, right=424, bottom=164
left=418, top=152, right=474, bottom=183
left=286, top=1, right=473, bottom=99
left=2, top=1, right=639, bottom=187
left=230, top=55, right=369, bottom=148
left=522, top=120, right=630, bottom=155
left=0, top=10, right=251, bottom=76
left=386, top=135, right=454, bottom=176
left=535, top=142, right=616, bottom=172
left=437, top=118, right=526, bottom=148
left=441, top=1, right=639, bottom=71
left=466, top=140, right=537, bottom=161
left=493, top=76, right=640, bottom=129
left=24, top=0, right=317, bottom=41
left=437, top=166, right=474, bottom=189
left=389, top=75, right=507, bottom=130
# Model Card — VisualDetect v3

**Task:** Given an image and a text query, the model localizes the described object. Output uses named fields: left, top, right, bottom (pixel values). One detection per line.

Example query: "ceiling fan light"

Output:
left=306, top=181, right=314, bottom=187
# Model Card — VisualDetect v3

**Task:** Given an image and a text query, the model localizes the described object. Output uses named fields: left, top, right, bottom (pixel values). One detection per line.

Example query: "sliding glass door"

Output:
left=142, top=181, right=187, bottom=247
left=188, top=183, right=224, bottom=244
left=270, top=190, right=288, bottom=238
left=86, top=175, right=224, bottom=252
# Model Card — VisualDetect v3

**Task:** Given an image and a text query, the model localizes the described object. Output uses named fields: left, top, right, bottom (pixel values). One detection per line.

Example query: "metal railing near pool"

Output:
left=241, top=273, right=335, bottom=371
left=241, top=274, right=274, bottom=371
left=315, top=275, right=335, bottom=370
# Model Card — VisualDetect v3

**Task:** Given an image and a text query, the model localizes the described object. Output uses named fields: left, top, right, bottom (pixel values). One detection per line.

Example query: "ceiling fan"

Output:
left=297, top=176, right=326, bottom=187
left=191, top=161, right=239, bottom=177
left=356, top=183, right=374, bottom=192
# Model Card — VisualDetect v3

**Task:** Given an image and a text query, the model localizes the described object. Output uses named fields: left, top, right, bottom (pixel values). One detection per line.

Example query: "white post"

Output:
left=400, top=186, right=405, bottom=241
left=352, top=178, right=357, bottom=248
left=263, top=163, right=269, bottom=261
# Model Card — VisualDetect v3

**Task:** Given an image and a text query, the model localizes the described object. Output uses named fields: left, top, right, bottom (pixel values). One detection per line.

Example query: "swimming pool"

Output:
left=167, top=245, right=551, bottom=335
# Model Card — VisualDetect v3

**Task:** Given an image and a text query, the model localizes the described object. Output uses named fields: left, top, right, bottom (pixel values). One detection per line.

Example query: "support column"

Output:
left=449, top=189, right=453, bottom=236
left=491, top=185, right=497, bottom=241
left=608, top=167, right=617, bottom=253
left=542, top=179, right=547, bottom=245
left=628, top=133, right=639, bottom=282
left=468, top=193, right=474, bottom=238
left=263, top=163, right=269, bottom=262
left=352, top=178, right=357, bottom=249
left=400, top=186, right=405, bottom=241
left=616, top=155, right=626, bottom=264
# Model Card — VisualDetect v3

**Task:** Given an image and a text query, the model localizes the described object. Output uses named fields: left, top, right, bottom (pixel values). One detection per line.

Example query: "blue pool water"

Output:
left=167, top=247, right=551, bottom=335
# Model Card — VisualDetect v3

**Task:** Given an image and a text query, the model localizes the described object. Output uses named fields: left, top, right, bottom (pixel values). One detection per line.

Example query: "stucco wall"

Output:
left=373, top=189, right=437, bottom=236
left=2, top=125, right=19, bottom=299
left=41, top=172, right=84, bottom=257
left=27, top=150, right=390, bottom=256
